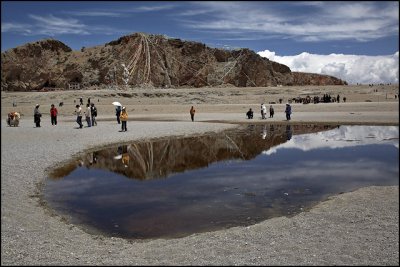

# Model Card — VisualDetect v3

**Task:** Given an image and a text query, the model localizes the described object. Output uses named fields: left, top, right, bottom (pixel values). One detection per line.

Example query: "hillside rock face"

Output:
left=1, top=33, right=347, bottom=91
left=291, top=72, right=347, bottom=86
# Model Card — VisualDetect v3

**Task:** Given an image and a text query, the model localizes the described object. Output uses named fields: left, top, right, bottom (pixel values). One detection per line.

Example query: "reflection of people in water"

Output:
left=117, top=145, right=130, bottom=166
left=270, top=125, right=275, bottom=132
left=86, top=152, right=94, bottom=165
left=122, top=153, right=130, bottom=167
left=117, top=145, right=128, bottom=155
left=286, top=125, right=292, bottom=140
left=93, top=152, right=98, bottom=164
left=261, top=125, right=267, bottom=139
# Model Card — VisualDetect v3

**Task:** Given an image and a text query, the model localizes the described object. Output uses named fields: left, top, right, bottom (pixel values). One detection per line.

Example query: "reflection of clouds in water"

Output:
left=174, top=159, right=398, bottom=197
left=228, top=160, right=394, bottom=183
left=47, top=176, right=98, bottom=201
left=264, top=126, right=399, bottom=155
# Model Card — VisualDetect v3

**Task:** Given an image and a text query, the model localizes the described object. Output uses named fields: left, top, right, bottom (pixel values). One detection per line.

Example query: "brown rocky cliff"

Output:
left=1, top=33, right=347, bottom=91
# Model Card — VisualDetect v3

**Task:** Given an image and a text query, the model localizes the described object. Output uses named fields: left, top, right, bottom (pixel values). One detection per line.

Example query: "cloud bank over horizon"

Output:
left=258, top=50, right=399, bottom=85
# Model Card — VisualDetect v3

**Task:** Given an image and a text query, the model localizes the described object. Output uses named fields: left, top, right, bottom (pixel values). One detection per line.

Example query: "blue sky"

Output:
left=1, top=1, right=399, bottom=84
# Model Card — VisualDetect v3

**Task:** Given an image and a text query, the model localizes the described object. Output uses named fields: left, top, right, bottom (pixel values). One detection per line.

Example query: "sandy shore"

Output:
left=1, top=85, right=399, bottom=265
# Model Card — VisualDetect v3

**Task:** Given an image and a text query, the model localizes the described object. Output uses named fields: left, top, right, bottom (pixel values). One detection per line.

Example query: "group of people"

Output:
left=32, top=98, right=130, bottom=131
left=32, top=100, right=292, bottom=131
left=246, top=104, right=276, bottom=120
left=246, top=103, right=291, bottom=120
left=33, top=102, right=98, bottom=128
left=74, top=103, right=98, bottom=129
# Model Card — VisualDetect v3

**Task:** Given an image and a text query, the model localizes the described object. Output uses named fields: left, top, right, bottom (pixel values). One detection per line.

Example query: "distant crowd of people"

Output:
left=290, top=94, right=344, bottom=104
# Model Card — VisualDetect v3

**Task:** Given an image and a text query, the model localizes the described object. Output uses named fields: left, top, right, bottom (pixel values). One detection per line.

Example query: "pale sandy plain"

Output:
left=1, top=84, right=399, bottom=265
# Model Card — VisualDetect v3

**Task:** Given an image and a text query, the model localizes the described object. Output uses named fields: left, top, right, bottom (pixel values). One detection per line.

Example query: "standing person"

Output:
left=337, top=94, right=340, bottom=103
left=190, top=106, right=195, bottom=122
left=262, top=104, right=267, bottom=119
left=260, top=104, right=265, bottom=119
left=50, top=104, right=58, bottom=125
left=87, top=97, right=91, bottom=105
left=34, top=104, right=42, bottom=127
left=246, top=108, right=253, bottom=119
left=85, top=103, right=92, bottom=127
left=90, top=103, right=97, bottom=126
left=285, top=103, right=292, bottom=121
left=74, top=104, right=83, bottom=129
left=269, top=105, right=274, bottom=118
left=79, top=97, right=83, bottom=105
left=116, top=105, right=122, bottom=124
left=120, top=106, right=128, bottom=131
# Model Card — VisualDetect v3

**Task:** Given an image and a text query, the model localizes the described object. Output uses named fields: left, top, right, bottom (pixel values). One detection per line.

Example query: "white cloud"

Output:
left=63, top=11, right=123, bottom=17
left=61, top=4, right=175, bottom=17
left=1, top=22, right=32, bottom=34
left=258, top=50, right=399, bottom=84
left=134, top=4, right=175, bottom=12
left=3, top=14, right=130, bottom=37
left=179, top=2, right=399, bottom=42
left=29, top=14, right=90, bottom=35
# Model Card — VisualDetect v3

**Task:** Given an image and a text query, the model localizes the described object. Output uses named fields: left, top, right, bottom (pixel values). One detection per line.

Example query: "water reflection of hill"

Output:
left=50, top=124, right=337, bottom=180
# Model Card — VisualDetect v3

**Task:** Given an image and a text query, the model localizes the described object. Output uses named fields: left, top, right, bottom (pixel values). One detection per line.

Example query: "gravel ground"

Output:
left=1, top=115, right=399, bottom=265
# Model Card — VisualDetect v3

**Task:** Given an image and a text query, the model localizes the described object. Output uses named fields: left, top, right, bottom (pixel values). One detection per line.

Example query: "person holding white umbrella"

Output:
left=112, top=102, right=122, bottom=124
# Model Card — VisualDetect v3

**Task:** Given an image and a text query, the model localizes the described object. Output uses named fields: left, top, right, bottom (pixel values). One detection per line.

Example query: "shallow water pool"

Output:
left=44, top=124, right=399, bottom=239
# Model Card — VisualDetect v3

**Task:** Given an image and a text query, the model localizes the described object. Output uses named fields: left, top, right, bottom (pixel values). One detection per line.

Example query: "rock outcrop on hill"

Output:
left=291, top=72, right=348, bottom=86
left=1, top=33, right=347, bottom=91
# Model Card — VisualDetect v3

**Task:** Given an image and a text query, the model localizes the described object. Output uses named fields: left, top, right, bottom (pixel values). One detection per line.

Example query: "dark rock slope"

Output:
left=1, top=33, right=347, bottom=91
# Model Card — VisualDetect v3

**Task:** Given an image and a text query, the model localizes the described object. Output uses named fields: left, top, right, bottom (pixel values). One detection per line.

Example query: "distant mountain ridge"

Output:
left=1, top=33, right=347, bottom=91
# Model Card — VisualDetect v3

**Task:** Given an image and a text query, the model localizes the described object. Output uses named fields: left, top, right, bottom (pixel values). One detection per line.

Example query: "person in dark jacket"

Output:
left=269, top=105, right=274, bottom=118
left=34, top=104, right=42, bottom=127
left=285, top=103, right=292, bottom=120
left=190, top=106, right=196, bottom=122
left=90, top=103, right=97, bottom=126
left=116, top=106, right=121, bottom=124
left=246, top=108, right=253, bottom=119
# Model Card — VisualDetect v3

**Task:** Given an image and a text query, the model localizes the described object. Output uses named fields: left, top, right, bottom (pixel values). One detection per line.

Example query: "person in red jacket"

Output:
left=50, top=104, right=58, bottom=125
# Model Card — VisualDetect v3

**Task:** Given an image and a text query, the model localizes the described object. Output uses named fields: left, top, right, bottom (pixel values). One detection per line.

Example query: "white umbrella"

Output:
left=112, top=101, right=122, bottom=106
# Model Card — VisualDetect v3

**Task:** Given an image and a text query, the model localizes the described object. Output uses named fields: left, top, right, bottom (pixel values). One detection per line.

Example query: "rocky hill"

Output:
left=1, top=33, right=347, bottom=91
